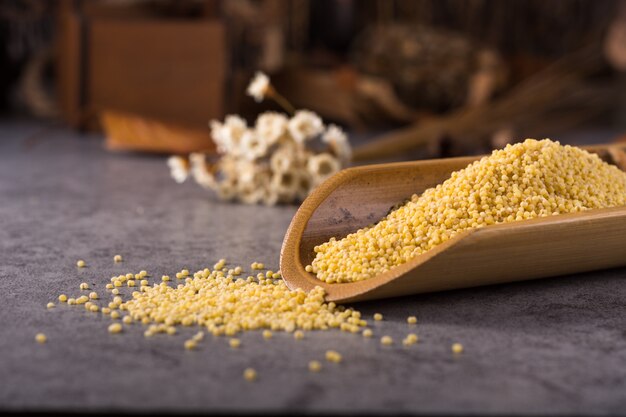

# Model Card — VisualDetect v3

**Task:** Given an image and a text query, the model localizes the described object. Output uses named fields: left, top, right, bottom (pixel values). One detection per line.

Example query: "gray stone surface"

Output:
left=0, top=121, right=625, bottom=415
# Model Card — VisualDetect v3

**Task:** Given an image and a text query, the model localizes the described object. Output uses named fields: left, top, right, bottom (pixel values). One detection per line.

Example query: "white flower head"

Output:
left=167, top=156, right=189, bottom=184
left=262, top=188, right=280, bottom=206
left=239, top=188, right=265, bottom=205
left=307, top=153, right=341, bottom=184
left=270, top=143, right=297, bottom=173
left=210, top=115, right=247, bottom=156
left=255, top=112, right=288, bottom=146
left=189, top=153, right=217, bottom=190
left=235, top=159, right=259, bottom=185
left=271, top=169, right=299, bottom=195
left=240, top=130, right=269, bottom=161
left=247, top=71, right=271, bottom=102
left=288, top=110, right=324, bottom=145
left=322, top=124, right=352, bottom=165
left=209, top=120, right=225, bottom=150
left=243, top=169, right=273, bottom=206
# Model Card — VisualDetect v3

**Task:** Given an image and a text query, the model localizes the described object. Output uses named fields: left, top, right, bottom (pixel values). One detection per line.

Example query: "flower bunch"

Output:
left=168, top=72, right=351, bottom=205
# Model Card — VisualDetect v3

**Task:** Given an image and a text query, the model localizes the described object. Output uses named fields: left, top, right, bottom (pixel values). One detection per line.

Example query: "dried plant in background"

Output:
left=352, top=47, right=618, bottom=161
left=167, top=72, right=351, bottom=205
left=351, top=24, right=507, bottom=112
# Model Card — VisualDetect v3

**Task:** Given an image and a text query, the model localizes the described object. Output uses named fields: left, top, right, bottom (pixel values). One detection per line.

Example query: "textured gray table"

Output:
left=1, top=121, right=625, bottom=415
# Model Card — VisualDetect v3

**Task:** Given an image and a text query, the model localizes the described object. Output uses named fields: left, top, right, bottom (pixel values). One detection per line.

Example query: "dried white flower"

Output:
left=307, top=153, right=341, bottom=184
left=270, top=144, right=297, bottom=173
left=288, top=110, right=324, bottom=145
left=210, top=115, right=247, bottom=156
left=322, top=124, right=352, bottom=164
left=232, top=160, right=260, bottom=188
left=246, top=71, right=270, bottom=102
left=216, top=178, right=237, bottom=201
left=262, top=188, right=280, bottom=206
left=238, top=170, right=270, bottom=204
left=240, top=130, right=269, bottom=161
left=189, top=153, right=217, bottom=189
left=271, top=169, right=299, bottom=196
left=255, top=112, right=288, bottom=146
left=239, top=188, right=265, bottom=205
left=167, top=156, right=189, bottom=183
left=173, top=75, right=346, bottom=205
left=218, top=154, right=238, bottom=173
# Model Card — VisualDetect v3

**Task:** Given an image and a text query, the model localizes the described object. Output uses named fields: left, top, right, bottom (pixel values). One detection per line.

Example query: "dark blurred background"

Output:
left=2, top=0, right=626, bottom=161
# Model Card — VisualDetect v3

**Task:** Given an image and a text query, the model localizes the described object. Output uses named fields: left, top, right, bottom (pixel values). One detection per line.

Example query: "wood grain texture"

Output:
left=88, top=19, right=226, bottom=129
left=101, top=110, right=216, bottom=154
left=280, top=144, right=626, bottom=302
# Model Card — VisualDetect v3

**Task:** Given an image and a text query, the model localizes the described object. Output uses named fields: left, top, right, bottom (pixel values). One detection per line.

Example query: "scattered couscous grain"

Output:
left=184, top=339, right=197, bottom=350
left=108, top=323, right=123, bottom=334
left=381, top=335, right=393, bottom=346
left=308, top=360, right=322, bottom=372
left=403, top=333, right=418, bottom=346
left=452, top=342, right=463, bottom=354
left=79, top=283, right=89, bottom=290
left=58, top=294, right=68, bottom=303
left=262, top=330, right=273, bottom=340
left=309, top=139, right=626, bottom=283
left=407, top=316, right=417, bottom=324
left=325, top=350, right=342, bottom=363
left=89, top=292, right=98, bottom=300
left=120, top=267, right=364, bottom=336
left=46, top=302, right=55, bottom=309
left=362, top=329, right=373, bottom=338
left=35, top=333, right=47, bottom=344
left=229, top=338, right=241, bottom=348
left=373, top=313, right=383, bottom=321
left=76, top=260, right=86, bottom=268
left=293, top=330, right=304, bottom=340
left=114, top=254, right=122, bottom=263
left=243, top=368, right=257, bottom=381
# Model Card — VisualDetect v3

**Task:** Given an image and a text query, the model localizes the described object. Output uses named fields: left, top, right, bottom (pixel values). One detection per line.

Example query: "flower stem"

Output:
left=268, top=88, right=296, bottom=115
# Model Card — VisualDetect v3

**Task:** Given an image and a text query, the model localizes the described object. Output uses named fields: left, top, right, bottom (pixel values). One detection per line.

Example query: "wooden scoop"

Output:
left=280, top=145, right=626, bottom=303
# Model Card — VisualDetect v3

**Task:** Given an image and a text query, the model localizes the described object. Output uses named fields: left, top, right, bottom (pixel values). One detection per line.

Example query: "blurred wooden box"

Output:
left=57, top=1, right=225, bottom=151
